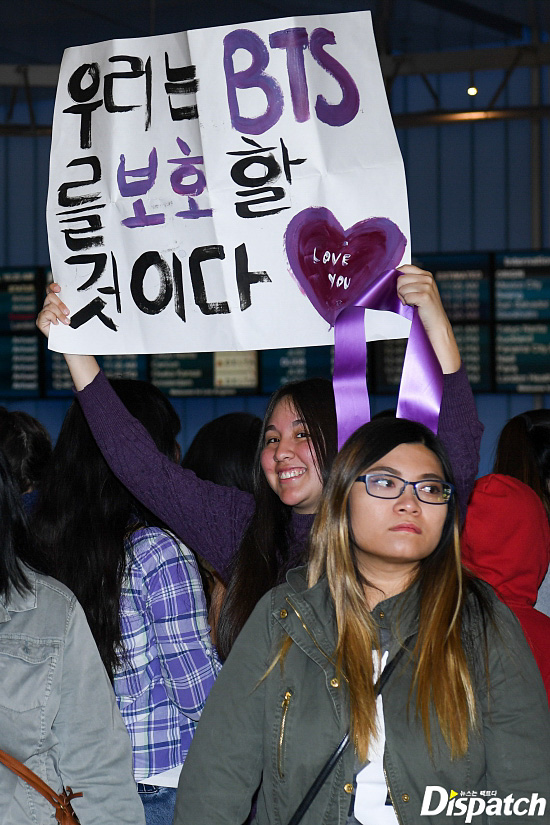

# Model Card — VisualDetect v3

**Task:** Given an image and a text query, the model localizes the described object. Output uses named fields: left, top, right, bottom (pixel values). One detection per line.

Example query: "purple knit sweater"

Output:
left=78, top=365, right=482, bottom=580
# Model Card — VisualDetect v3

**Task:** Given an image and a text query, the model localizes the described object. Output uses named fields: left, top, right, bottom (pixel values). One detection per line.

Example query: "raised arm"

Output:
left=397, top=266, right=483, bottom=520
left=36, top=283, right=100, bottom=390
left=36, top=287, right=254, bottom=580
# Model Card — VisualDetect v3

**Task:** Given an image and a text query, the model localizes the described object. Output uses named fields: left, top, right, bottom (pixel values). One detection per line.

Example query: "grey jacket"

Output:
left=175, top=566, right=550, bottom=825
left=0, top=568, right=145, bottom=825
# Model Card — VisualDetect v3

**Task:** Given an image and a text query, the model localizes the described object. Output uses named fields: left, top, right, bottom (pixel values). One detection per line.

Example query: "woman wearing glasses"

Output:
left=37, top=267, right=483, bottom=661
left=174, top=417, right=550, bottom=825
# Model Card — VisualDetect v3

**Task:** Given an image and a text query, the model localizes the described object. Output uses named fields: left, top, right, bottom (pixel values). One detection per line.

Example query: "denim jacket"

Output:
left=175, top=566, right=550, bottom=825
left=0, top=567, right=144, bottom=825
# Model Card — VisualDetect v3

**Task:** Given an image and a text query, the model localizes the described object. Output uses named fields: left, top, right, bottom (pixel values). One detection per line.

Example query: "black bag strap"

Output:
left=286, top=643, right=409, bottom=825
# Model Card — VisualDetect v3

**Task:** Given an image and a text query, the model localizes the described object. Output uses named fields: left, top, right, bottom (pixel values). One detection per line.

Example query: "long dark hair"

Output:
left=0, top=449, right=41, bottom=600
left=0, top=407, right=52, bottom=494
left=216, top=378, right=337, bottom=660
left=493, top=409, right=550, bottom=516
left=309, top=417, right=484, bottom=761
left=31, top=380, right=181, bottom=679
left=182, top=412, right=261, bottom=493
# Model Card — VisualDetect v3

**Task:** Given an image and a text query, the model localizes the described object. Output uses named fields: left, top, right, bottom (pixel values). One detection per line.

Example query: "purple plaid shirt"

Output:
left=114, top=526, right=221, bottom=781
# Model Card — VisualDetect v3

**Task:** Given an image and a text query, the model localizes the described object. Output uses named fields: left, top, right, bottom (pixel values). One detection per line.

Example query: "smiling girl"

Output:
left=174, top=417, right=550, bottom=825
left=37, top=266, right=483, bottom=659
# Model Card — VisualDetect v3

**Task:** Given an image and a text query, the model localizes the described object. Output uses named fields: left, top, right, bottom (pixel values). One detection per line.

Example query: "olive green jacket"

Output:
left=175, top=567, right=550, bottom=825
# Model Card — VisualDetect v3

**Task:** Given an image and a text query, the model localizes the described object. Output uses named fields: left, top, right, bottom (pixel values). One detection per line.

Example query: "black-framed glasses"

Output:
left=355, top=473, right=454, bottom=505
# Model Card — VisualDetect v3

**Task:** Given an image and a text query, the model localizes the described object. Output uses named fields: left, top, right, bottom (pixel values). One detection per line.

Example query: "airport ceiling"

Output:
left=1, top=0, right=549, bottom=67
left=2, top=0, right=550, bottom=128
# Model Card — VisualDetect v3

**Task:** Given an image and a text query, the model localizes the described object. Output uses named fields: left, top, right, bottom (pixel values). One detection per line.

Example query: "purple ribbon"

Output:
left=333, top=268, right=443, bottom=449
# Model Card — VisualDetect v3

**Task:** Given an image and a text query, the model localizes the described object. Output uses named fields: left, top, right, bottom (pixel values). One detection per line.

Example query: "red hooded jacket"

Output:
left=462, top=473, right=550, bottom=706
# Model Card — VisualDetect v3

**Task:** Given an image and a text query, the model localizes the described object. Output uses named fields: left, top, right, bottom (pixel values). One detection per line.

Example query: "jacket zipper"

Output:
left=284, top=597, right=348, bottom=684
left=278, top=690, right=293, bottom=778
left=383, top=762, right=404, bottom=825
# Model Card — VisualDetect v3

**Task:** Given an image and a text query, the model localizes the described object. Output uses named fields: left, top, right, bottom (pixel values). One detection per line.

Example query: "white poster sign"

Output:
left=47, top=11, right=410, bottom=355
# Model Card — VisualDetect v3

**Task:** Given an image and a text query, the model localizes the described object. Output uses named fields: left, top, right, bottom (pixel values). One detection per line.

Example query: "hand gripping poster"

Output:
left=46, top=10, right=411, bottom=355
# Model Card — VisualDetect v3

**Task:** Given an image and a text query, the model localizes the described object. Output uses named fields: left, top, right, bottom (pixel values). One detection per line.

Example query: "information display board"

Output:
left=423, top=254, right=492, bottom=323
left=452, top=325, right=492, bottom=391
left=6, top=252, right=550, bottom=398
left=372, top=327, right=492, bottom=395
left=0, top=268, right=43, bottom=398
left=371, top=338, right=406, bottom=395
left=372, top=254, right=493, bottom=394
left=44, top=350, right=74, bottom=396
left=494, top=252, right=550, bottom=391
left=495, top=253, right=550, bottom=321
left=150, top=351, right=257, bottom=397
left=0, top=336, right=41, bottom=398
left=0, top=268, right=40, bottom=333
left=100, top=355, right=149, bottom=382
left=260, top=347, right=333, bottom=393
left=496, top=324, right=550, bottom=393
left=44, top=351, right=149, bottom=397
left=422, top=253, right=492, bottom=391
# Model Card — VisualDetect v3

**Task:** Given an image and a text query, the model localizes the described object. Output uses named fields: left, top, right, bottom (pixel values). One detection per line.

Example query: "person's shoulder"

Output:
left=464, top=575, right=530, bottom=641
left=471, top=472, right=544, bottom=506
left=461, top=577, right=497, bottom=633
left=2, top=567, right=75, bottom=616
left=127, top=526, right=202, bottom=579
left=127, top=525, right=182, bottom=559
left=31, top=568, right=76, bottom=608
left=253, top=565, right=311, bottom=621
left=9, top=569, right=80, bottom=634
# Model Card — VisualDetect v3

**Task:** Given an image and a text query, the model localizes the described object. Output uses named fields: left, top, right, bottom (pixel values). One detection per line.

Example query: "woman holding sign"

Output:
left=173, top=416, right=550, bottom=825
left=37, top=266, right=483, bottom=660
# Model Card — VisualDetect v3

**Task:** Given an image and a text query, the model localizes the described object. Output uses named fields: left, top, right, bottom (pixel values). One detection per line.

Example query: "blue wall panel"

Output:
left=390, top=75, right=407, bottom=115
left=36, top=137, right=51, bottom=267
left=6, top=137, right=36, bottom=264
left=0, top=138, right=6, bottom=263
left=402, top=126, right=439, bottom=253
left=506, top=119, right=531, bottom=249
left=472, top=120, right=506, bottom=250
left=439, top=72, right=471, bottom=112
left=404, top=74, right=436, bottom=112
left=542, top=117, right=550, bottom=248
left=474, top=394, right=508, bottom=475
left=506, top=67, right=531, bottom=107
left=474, top=69, right=506, bottom=109
left=439, top=123, right=472, bottom=251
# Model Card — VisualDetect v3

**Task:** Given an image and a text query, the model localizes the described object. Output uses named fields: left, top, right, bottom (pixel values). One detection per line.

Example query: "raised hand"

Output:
left=396, top=265, right=460, bottom=374
left=36, top=283, right=70, bottom=338
left=36, top=283, right=100, bottom=389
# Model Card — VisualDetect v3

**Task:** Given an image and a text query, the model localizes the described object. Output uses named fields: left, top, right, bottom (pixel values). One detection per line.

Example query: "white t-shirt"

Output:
left=352, top=652, right=398, bottom=825
left=139, top=765, right=182, bottom=788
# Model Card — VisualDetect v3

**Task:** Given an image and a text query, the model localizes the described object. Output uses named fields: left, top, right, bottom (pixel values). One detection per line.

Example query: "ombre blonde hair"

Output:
left=307, top=417, right=482, bottom=763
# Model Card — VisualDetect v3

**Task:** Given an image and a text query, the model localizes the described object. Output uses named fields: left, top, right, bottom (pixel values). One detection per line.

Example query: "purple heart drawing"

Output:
left=284, top=207, right=407, bottom=327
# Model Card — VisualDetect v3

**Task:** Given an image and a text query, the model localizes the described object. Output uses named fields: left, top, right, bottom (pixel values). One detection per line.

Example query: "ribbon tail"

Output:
left=333, top=306, right=371, bottom=450
left=396, top=307, right=443, bottom=435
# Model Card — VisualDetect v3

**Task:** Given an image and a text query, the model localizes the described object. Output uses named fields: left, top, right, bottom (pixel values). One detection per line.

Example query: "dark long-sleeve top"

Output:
left=77, top=365, right=482, bottom=582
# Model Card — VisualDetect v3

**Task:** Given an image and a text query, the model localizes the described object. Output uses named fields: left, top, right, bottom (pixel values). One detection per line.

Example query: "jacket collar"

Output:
left=0, top=569, right=38, bottom=622
left=282, top=565, right=421, bottom=656
left=283, top=567, right=339, bottom=661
